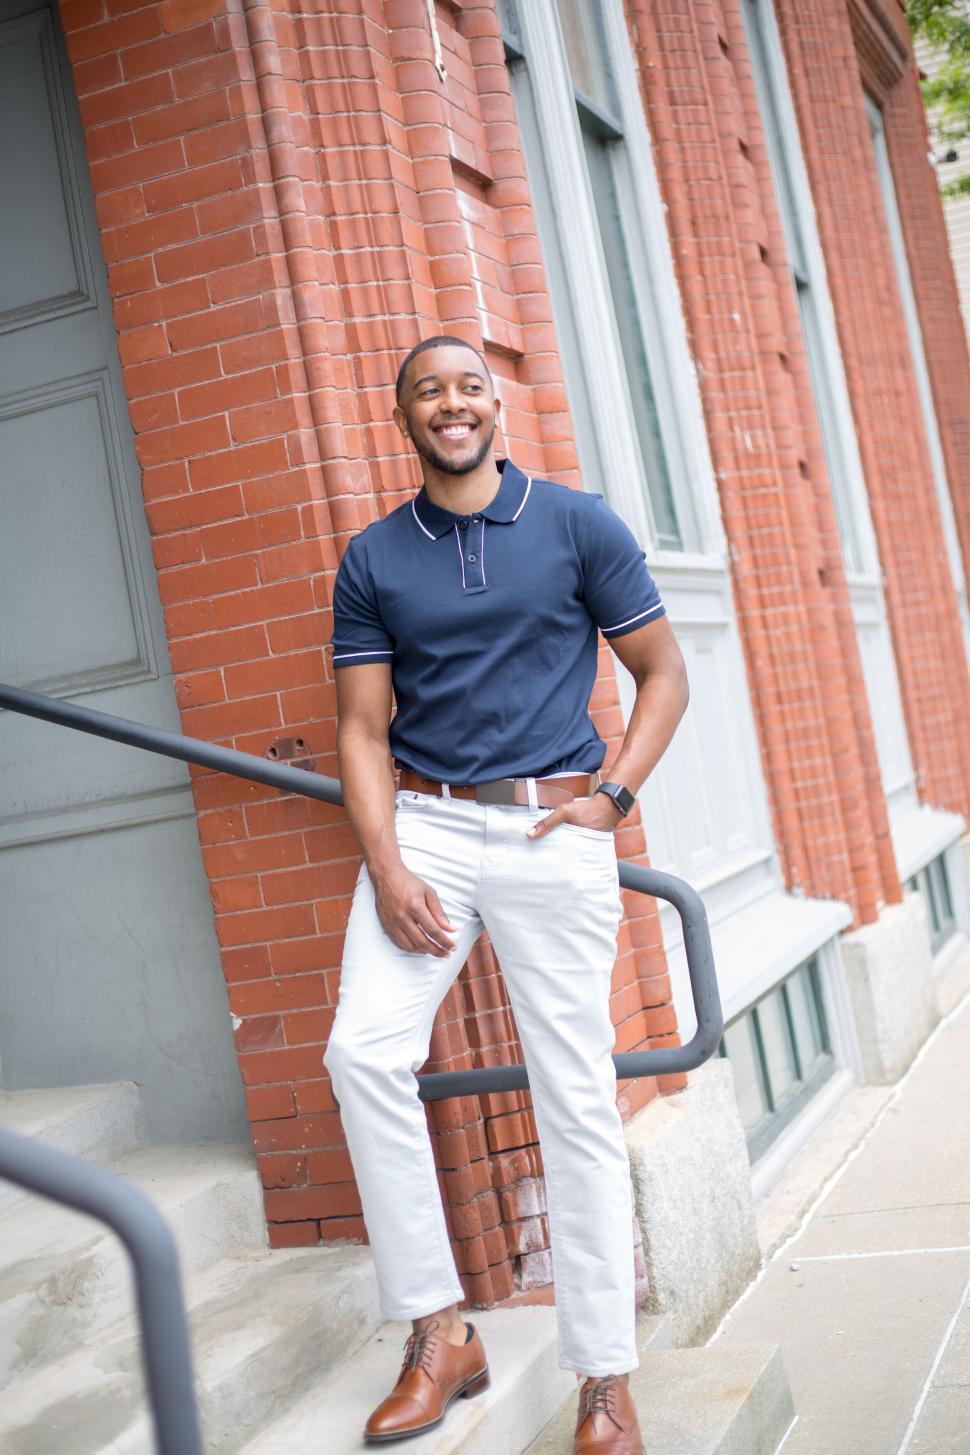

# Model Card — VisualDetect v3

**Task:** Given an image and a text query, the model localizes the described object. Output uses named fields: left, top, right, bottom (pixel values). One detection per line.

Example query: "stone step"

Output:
left=236, top=1306, right=574, bottom=1455
left=0, top=1082, right=144, bottom=1218
left=236, top=1305, right=675, bottom=1455
left=0, top=1142, right=266, bottom=1388
left=0, top=1244, right=382, bottom=1454
left=527, top=1343, right=795, bottom=1455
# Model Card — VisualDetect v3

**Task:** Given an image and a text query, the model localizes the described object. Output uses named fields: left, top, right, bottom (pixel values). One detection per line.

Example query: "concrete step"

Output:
left=237, top=1306, right=574, bottom=1455
left=235, top=1305, right=675, bottom=1455
left=528, top=1343, right=795, bottom=1455
left=0, top=1142, right=266, bottom=1388
left=0, top=1082, right=144, bottom=1218
left=0, top=1244, right=382, bottom=1454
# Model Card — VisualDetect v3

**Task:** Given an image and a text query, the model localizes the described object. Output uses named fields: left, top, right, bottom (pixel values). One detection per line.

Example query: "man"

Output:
left=324, top=335, right=688, bottom=1454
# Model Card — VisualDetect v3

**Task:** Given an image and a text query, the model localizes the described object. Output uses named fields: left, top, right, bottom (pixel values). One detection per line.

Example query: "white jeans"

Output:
left=323, top=789, right=639, bottom=1376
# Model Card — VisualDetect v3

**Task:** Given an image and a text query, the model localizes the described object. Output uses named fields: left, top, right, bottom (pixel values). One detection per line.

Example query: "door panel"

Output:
left=0, top=0, right=248, bottom=1144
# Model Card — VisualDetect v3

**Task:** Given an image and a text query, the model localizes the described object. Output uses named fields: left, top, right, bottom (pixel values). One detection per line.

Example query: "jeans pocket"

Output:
left=559, top=820, right=616, bottom=841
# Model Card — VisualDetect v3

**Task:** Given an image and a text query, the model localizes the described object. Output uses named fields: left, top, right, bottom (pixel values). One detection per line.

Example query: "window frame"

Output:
left=741, top=0, right=881, bottom=582
left=719, top=954, right=836, bottom=1163
left=500, top=0, right=723, bottom=562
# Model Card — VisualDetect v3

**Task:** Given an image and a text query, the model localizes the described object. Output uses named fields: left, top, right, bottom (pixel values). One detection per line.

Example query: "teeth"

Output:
left=438, top=425, right=474, bottom=437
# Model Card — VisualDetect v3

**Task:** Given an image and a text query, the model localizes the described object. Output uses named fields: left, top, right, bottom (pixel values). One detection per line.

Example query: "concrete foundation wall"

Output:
left=626, top=1059, right=761, bottom=1346
left=840, top=890, right=938, bottom=1084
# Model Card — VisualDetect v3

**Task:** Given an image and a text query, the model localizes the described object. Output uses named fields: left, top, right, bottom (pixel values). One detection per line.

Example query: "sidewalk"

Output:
left=710, top=955, right=970, bottom=1454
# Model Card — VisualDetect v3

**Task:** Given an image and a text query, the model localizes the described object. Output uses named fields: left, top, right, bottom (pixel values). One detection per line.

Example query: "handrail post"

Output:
left=0, top=1127, right=202, bottom=1455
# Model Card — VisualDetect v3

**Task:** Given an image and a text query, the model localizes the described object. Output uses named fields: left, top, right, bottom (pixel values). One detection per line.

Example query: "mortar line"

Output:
left=895, top=1268, right=970, bottom=1455
left=707, top=987, right=970, bottom=1345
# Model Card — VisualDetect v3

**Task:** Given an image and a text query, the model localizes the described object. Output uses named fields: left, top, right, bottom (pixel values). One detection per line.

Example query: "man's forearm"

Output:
left=605, top=667, right=689, bottom=799
left=337, top=727, right=403, bottom=883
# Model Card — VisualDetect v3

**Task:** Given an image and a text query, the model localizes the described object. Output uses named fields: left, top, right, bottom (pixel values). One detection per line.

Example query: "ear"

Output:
left=393, top=404, right=410, bottom=439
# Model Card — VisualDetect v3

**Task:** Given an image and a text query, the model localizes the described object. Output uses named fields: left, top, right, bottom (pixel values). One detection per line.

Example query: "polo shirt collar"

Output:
left=411, top=458, right=531, bottom=539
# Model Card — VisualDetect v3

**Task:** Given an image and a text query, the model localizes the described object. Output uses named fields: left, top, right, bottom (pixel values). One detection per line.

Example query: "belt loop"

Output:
left=441, top=782, right=452, bottom=799
left=525, top=776, right=539, bottom=811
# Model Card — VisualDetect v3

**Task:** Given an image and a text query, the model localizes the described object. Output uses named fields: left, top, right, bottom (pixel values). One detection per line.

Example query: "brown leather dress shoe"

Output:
left=364, top=1319, right=490, bottom=1443
left=574, top=1375, right=644, bottom=1454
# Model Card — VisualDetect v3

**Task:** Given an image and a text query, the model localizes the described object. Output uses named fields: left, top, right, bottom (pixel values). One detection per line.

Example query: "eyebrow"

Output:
left=410, top=369, right=486, bottom=392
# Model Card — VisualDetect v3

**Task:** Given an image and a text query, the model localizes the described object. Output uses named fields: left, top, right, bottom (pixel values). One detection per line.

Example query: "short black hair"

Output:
left=395, top=334, right=492, bottom=403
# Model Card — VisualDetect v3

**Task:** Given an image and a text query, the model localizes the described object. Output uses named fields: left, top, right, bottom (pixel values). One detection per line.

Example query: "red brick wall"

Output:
left=60, top=0, right=671, bottom=1303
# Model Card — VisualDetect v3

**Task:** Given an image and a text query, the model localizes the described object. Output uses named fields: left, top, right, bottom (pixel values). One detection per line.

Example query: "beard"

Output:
left=410, top=418, right=496, bottom=476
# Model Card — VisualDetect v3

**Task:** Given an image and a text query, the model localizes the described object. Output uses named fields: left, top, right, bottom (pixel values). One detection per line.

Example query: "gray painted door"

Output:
left=0, top=0, right=249, bottom=1143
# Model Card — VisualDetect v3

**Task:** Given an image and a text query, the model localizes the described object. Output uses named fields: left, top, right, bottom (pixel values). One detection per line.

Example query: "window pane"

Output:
left=722, top=1017, right=769, bottom=1132
left=555, top=0, right=618, bottom=116
left=581, top=127, right=682, bottom=547
left=496, top=0, right=522, bottom=48
left=744, top=0, right=867, bottom=576
left=758, top=989, right=799, bottom=1103
left=932, top=855, right=954, bottom=923
left=921, top=863, right=941, bottom=934
left=787, top=962, right=824, bottom=1069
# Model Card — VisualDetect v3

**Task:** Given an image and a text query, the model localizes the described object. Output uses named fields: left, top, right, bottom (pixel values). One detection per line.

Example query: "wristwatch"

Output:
left=595, top=781, right=636, bottom=819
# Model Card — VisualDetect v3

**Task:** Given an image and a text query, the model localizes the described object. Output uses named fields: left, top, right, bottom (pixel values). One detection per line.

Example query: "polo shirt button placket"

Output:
left=462, top=516, right=485, bottom=591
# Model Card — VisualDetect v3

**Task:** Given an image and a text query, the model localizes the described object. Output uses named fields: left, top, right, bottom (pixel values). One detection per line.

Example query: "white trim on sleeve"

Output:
left=601, top=601, right=665, bottom=634
left=332, top=649, right=395, bottom=662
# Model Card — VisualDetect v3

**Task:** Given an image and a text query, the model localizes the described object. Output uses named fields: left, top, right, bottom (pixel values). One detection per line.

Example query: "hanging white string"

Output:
left=426, top=0, right=448, bottom=82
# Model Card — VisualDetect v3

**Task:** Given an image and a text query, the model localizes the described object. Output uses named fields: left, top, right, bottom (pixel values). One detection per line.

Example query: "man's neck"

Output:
left=420, top=453, right=502, bottom=515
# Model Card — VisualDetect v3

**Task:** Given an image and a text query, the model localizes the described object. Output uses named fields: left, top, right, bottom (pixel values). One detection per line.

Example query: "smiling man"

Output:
left=324, top=336, right=689, bottom=1454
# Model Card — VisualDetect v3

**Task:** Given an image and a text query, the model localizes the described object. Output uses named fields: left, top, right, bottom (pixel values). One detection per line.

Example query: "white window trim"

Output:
left=742, top=0, right=882, bottom=581
left=514, top=0, right=725, bottom=558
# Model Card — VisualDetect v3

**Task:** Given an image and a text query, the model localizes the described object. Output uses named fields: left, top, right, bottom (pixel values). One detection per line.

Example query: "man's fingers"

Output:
left=414, top=903, right=456, bottom=954
left=384, top=912, right=452, bottom=957
left=527, top=809, right=561, bottom=838
left=425, top=887, right=456, bottom=933
left=384, top=920, right=424, bottom=954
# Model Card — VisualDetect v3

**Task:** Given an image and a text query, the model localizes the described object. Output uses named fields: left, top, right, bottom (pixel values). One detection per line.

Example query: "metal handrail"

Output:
left=0, top=1125, right=203, bottom=1455
left=0, top=681, right=723, bottom=1097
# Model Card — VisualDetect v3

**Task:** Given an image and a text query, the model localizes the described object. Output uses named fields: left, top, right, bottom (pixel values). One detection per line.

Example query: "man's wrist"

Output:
left=367, top=852, right=405, bottom=887
left=595, top=781, right=636, bottom=819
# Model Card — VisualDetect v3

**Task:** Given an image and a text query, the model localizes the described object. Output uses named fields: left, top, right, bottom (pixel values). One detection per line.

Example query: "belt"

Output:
left=398, top=769, right=600, bottom=809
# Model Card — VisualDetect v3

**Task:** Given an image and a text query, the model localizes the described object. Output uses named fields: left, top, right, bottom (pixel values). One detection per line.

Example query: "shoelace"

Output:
left=399, top=1321, right=439, bottom=1380
left=580, top=1375, right=619, bottom=1423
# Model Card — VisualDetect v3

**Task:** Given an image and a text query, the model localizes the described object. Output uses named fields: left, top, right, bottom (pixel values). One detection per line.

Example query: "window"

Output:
left=742, top=0, right=872, bottom=575
left=907, top=853, right=957, bottom=954
left=498, top=0, right=691, bottom=551
left=556, top=1, right=680, bottom=548
left=719, top=957, right=834, bottom=1161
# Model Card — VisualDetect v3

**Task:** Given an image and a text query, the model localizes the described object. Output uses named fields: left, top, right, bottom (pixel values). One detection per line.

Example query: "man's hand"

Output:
left=371, top=864, right=457, bottom=956
left=526, top=793, right=621, bottom=839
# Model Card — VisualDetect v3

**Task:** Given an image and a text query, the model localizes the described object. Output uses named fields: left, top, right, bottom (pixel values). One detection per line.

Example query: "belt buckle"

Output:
left=474, top=778, right=516, bottom=806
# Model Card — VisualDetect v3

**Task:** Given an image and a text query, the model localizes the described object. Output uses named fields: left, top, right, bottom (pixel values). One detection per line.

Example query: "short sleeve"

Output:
left=330, top=536, right=394, bottom=668
left=581, top=495, right=666, bottom=639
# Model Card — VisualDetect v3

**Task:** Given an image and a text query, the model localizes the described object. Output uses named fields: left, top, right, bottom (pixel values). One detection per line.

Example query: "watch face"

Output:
left=615, top=785, right=635, bottom=816
left=598, top=782, right=635, bottom=817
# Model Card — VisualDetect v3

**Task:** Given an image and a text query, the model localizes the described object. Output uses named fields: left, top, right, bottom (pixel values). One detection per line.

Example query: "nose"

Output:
left=439, top=384, right=466, bottom=413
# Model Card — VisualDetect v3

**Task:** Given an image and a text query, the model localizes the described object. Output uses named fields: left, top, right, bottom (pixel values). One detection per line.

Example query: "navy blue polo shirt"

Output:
left=329, top=458, right=665, bottom=783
